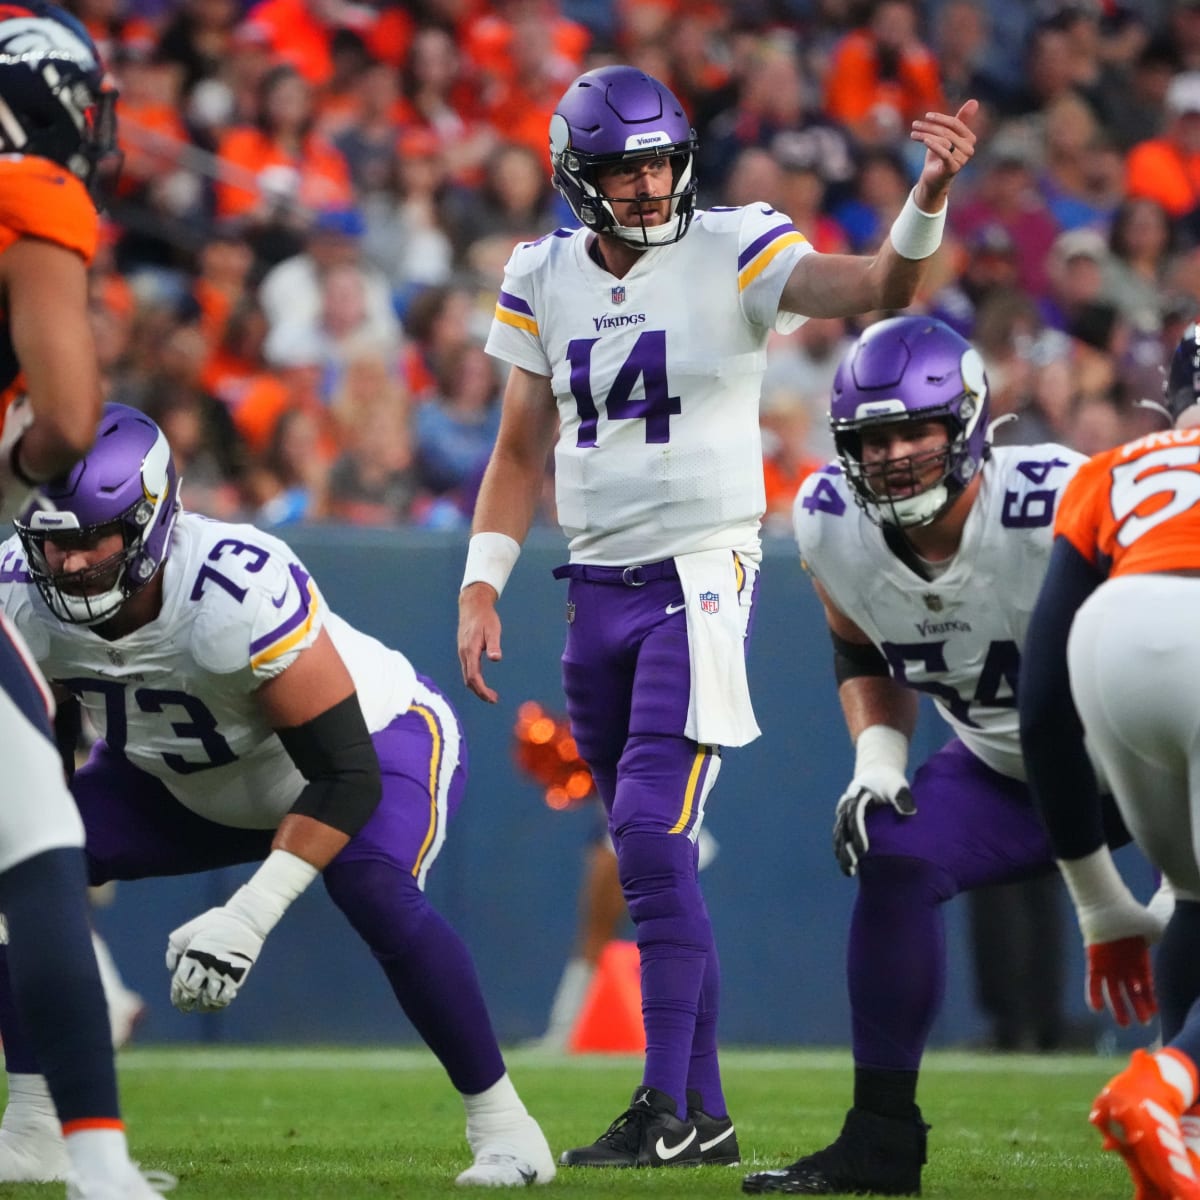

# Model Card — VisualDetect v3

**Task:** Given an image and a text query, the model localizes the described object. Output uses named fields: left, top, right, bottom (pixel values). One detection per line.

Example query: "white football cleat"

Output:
left=65, top=1163, right=176, bottom=1199
left=457, top=1114, right=556, bottom=1187
left=0, top=1104, right=69, bottom=1181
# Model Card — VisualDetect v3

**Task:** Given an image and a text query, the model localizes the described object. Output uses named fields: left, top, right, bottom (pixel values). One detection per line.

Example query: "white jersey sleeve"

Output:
left=794, top=445, right=1087, bottom=780
left=484, top=206, right=812, bottom=565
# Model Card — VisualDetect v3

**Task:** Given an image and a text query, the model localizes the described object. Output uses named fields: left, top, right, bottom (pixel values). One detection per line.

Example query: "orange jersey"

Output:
left=1053, top=426, right=1200, bottom=578
left=0, top=157, right=97, bottom=404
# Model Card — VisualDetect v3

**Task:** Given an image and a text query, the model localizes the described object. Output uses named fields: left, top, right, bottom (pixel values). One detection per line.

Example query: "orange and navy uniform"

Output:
left=0, top=156, right=98, bottom=409
left=1053, top=426, right=1200, bottom=579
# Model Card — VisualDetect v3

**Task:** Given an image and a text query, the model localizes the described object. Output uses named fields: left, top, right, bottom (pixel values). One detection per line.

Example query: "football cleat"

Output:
left=741, top=1106, right=928, bottom=1195
left=0, top=1100, right=69, bottom=1182
left=65, top=1163, right=176, bottom=1199
left=1090, top=1049, right=1200, bottom=1200
left=559, top=1086, right=701, bottom=1168
left=458, top=1112, right=556, bottom=1187
left=687, top=1089, right=740, bottom=1165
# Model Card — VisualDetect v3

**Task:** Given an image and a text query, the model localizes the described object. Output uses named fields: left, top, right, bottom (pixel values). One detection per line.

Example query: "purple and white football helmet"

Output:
left=549, top=65, right=698, bottom=247
left=0, top=1, right=119, bottom=201
left=17, top=404, right=180, bottom=624
left=830, top=315, right=990, bottom=528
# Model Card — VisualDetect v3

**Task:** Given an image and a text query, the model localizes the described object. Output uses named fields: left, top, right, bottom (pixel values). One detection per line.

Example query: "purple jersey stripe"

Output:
left=248, top=564, right=313, bottom=656
left=736, top=222, right=799, bottom=272
left=497, top=289, right=534, bottom=317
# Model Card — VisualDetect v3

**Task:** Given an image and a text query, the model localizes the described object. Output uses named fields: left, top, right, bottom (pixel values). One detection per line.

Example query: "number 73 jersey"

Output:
left=1053, top=425, right=1200, bottom=577
left=486, top=206, right=813, bottom=564
left=794, top=444, right=1085, bottom=781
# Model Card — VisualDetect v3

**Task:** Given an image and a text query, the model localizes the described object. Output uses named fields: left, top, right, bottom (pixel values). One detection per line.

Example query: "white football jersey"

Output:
left=0, top=513, right=418, bottom=829
left=486, top=205, right=814, bottom=565
left=793, top=444, right=1086, bottom=780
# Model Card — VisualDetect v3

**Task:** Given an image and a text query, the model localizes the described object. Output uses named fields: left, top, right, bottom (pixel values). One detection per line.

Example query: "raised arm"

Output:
left=457, top=364, right=559, bottom=703
left=778, top=101, right=978, bottom=319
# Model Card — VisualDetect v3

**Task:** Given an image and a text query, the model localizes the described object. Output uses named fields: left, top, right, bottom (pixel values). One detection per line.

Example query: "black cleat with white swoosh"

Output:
left=687, top=1089, right=741, bottom=1165
left=559, top=1086, right=701, bottom=1168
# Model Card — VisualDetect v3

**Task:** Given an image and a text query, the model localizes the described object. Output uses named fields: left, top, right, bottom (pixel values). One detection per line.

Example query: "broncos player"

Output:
left=1020, top=323, right=1200, bottom=1200
left=457, top=64, right=977, bottom=1168
left=742, top=316, right=1149, bottom=1196
left=0, top=6, right=169, bottom=1199
left=0, top=404, right=556, bottom=1189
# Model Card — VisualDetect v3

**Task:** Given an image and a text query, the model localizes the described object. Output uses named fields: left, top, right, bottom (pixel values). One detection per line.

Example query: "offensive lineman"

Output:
left=0, top=404, right=555, bottom=1189
left=456, top=64, right=977, bottom=1168
left=741, top=315, right=1153, bottom=1196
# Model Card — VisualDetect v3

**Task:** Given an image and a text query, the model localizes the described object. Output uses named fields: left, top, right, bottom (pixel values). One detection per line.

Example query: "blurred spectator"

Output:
left=415, top=342, right=502, bottom=497
left=1040, top=227, right=1114, bottom=332
left=1164, top=0, right=1200, bottom=73
left=821, top=0, right=946, bottom=147
left=258, top=206, right=399, bottom=345
left=149, top=390, right=244, bottom=519
left=1103, top=36, right=1177, bottom=151
left=400, top=284, right=483, bottom=403
left=931, top=0, right=1013, bottom=120
left=1037, top=92, right=1123, bottom=231
left=191, top=226, right=257, bottom=377
left=1124, top=69, right=1200, bottom=220
left=235, top=0, right=385, bottom=88
left=831, top=147, right=912, bottom=253
left=929, top=222, right=1021, bottom=339
left=214, top=64, right=354, bottom=263
left=950, top=129, right=1061, bottom=297
left=773, top=149, right=850, bottom=255
left=332, top=58, right=403, bottom=197
left=155, top=0, right=241, bottom=104
left=245, top=406, right=332, bottom=526
left=328, top=355, right=420, bottom=524
left=1107, top=197, right=1177, bottom=330
left=721, top=147, right=784, bottom=210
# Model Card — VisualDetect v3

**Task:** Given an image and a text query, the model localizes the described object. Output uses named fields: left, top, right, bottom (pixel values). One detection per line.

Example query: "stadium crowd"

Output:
left=69, top=0, right=1200, bottom=532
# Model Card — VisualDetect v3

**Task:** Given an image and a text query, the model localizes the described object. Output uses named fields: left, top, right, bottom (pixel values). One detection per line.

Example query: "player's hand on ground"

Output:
left=458, top=582, right=502, bottom=703
left=166, top=905, right=265, bottom=1012
left=1086, top=937, right=1157, bottom=1028
left=832, top=768, right=916, bottom=877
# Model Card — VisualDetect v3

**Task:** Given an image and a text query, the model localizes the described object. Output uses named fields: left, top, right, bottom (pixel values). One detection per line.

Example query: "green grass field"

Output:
left=0, top=1047, right=1137, bottom=1198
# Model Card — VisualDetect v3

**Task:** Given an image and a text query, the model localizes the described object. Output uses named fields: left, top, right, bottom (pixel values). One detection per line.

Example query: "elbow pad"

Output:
left=831, top=629, right=889, bottom=685
left=276, top=693, right=382, bottom=838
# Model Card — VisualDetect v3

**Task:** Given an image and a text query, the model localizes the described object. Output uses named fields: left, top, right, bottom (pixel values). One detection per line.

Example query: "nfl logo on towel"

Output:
left=699, top=591, right=720, bottom=614
left=611, top=285, right=626, bottom=305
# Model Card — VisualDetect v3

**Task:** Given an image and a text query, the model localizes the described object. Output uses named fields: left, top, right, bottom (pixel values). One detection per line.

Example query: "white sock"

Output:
left=542, top=958, right=594, bottom=1043
left=2, top=1073, right=58, bottom=1130
left=463, top=1074, right=528, bottom=1144
left=65, top=1127, right=132, bottom=1180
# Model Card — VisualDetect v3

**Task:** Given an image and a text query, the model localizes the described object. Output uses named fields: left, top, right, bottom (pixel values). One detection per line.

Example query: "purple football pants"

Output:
left=557, top=560, right=757, bottom=1121
left=850, top=739, right=1058, bottom=1071
left=0, top=676, right=508, bottom=1097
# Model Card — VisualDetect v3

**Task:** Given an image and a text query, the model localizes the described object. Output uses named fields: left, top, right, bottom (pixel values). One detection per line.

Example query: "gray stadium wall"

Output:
left=96, top=527, right=1154, bottom=1049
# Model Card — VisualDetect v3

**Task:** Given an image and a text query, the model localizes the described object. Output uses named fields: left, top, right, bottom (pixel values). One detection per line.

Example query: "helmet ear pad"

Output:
left=16, top=403, right=180, bottom=625
left=829, top=316, right=991, bottom=528
left=549, top=66, right=698, bottom=247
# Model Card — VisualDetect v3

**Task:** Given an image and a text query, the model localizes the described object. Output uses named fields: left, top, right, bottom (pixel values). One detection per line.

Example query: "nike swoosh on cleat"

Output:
left=517, top=1167, right=536, bottom=1185
left=665, top=602, right=686, bottom=614
left=699, top=1126, right=734, bottom=1153
left=655, top=1128, right=697, bottom=1160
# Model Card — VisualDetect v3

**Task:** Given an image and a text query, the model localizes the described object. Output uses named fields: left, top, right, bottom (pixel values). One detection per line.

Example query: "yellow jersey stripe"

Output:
left=737, top=230, right=808, bottom=292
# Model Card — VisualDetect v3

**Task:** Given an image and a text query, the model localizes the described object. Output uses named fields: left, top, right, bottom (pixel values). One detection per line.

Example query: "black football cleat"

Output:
left=559, top=1086, right=701, bottom=1168
left=741, top=1106, right=928, bottom=1195
left=687, top=1088, right=741, bottom=1165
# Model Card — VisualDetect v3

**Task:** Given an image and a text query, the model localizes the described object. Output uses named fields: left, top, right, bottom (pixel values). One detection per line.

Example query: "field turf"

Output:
left=0, top=1047, right=1137, bottom=1198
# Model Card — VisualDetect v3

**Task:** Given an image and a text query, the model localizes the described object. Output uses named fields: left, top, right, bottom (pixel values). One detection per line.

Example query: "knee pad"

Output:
left=617, top=831, right=706, bottom=952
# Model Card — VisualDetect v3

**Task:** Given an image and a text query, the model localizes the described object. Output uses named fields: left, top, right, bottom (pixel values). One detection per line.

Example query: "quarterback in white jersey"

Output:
left=457, top=65, right=980, bottom=1174
left=0, top=405, right=555, bottom=1189
left=743, top=317, right=1136, bottom=1198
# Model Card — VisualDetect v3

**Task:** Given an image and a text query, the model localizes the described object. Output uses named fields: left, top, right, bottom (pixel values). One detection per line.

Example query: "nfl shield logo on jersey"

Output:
left=923, top=593, right=943, bottom=612
left=611, top=285, right=626, bottom=305
left=699, top=591, right=719, bottom=614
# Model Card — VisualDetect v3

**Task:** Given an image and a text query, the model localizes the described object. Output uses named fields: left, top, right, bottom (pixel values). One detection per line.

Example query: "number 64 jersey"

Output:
left=793, top=444, right=1086, bottom=781
left=487, top=206, right=813, bottom=565
left=0, top=513, right=418, bottom=829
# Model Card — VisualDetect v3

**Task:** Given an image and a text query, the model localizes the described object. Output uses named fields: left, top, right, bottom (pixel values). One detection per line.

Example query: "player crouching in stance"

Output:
left=1019, top=324, right=1200, bottom=1200
left=0, top=404, right=555, bottom=1188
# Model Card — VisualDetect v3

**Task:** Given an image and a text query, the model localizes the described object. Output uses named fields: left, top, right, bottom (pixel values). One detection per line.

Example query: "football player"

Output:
left=1020, top=322, right=1200, bottom=1200
left=742, top=316, right=1143, bottom=1196
left=456, top=65, right=977, bottom=1169
left=0, top=6, right=164, bottom=1199
left=0, top=405, right=555, bottom=1189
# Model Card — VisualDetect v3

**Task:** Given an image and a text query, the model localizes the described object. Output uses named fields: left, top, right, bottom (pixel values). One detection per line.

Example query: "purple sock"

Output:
left=618, top=830, right=710, bottom=1117
left=325, top=859, right=504, bottom=1095
left=849, top=855, right=950, bottom=1071
left=685, top=938, right=726, bottom=1118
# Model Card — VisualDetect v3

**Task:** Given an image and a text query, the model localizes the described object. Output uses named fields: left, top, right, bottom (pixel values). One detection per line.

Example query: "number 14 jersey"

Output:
left=793, top=444, right=1085, bottom=781
left=486, top=206, right=813, bottom=565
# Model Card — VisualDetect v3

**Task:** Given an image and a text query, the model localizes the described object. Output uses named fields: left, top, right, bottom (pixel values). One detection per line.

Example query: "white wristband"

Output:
left=888, top=188, right=946, bottom=261
left=853, top=724, right=909, bottom=777
left=228, top=849, right=319, bottom=938
left=461, top=531, right=521, bottom=598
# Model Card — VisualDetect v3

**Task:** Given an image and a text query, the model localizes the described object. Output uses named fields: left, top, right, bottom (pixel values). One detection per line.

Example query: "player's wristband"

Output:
left=228, top=849, right=319, bottom=938
left=461, top=531, right=521, bottom=599
left=853, top=724, right=909, bottom=779
left=888, top=189, right=946, bottom=261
